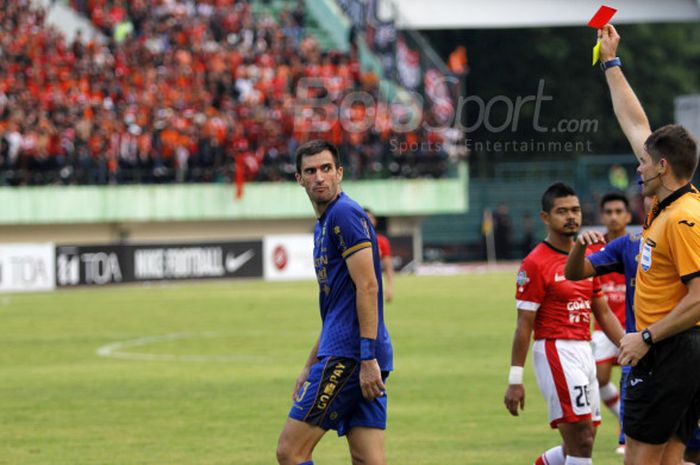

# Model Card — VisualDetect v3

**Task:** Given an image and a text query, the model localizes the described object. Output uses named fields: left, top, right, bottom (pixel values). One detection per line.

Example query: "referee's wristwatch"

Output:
left=641, top=328, right=654, bottom=346
left=600, top=57, right=622, bottom=72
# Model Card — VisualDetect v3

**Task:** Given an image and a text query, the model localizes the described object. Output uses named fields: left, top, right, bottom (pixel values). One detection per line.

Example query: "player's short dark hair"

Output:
left=644, top=124, right=699, bottom=180
left=295, top=139, right=341, bottom=174
left=600, top=191, right=629, bottom=210
left=541, top=182, right=577, bottom=213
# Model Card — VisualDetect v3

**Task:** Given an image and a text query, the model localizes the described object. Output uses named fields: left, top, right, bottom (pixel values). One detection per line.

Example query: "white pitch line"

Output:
left=96, top=332, right=266, bottom=363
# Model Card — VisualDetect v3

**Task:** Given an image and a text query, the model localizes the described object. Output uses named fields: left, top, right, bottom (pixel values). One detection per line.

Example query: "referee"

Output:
left=599, top=24, right=700, bottom=465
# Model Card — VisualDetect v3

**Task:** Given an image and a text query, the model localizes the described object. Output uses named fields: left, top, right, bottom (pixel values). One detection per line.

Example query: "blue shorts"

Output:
left=687, top=426, right=700, bottom=451
left=288, top=356, right=388, bottom=436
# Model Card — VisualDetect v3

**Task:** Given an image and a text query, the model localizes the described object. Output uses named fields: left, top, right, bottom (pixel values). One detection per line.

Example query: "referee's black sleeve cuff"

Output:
left=681, top=270, right=700, bottom=285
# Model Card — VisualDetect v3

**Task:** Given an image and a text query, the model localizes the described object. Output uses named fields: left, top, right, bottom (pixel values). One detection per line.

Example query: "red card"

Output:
left=588, top=5, right=617, bottom=29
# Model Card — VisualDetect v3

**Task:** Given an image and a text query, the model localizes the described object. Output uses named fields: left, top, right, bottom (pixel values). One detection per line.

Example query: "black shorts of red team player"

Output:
left=623, top=327, right=700, bottom=445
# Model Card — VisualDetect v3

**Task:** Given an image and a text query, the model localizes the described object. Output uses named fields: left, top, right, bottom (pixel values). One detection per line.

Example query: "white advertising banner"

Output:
left=263, top=234, right=315, bottom=281
left=0, top=243, right=55, bottom=293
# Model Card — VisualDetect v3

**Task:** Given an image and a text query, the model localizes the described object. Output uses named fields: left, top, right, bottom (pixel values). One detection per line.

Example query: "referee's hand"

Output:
left=360, top=359, right=386, bottom=400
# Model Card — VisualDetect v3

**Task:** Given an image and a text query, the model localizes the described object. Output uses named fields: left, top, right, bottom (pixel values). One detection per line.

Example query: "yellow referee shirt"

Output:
left=635, top=184, right=700, bottom=330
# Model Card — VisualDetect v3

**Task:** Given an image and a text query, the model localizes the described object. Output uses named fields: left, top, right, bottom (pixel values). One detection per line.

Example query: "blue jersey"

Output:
left=587, top=233, right=642, bottom=333
left=313, top=192, right=393, bottom=371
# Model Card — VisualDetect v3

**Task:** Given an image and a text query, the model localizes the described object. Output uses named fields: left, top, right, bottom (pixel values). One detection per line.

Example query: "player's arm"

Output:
left=504, top=309, right=536, bottom=416
left=292, top=335, right=320, bottom=400
left=599, top=24, right=652, bottom=162
left=565, top=230, right=606, bottom=280
left=381, top=254, right=395, bottom=303
left=346, top=247, right=386, bottom=400
left=591, top=296, right=625, bottom=347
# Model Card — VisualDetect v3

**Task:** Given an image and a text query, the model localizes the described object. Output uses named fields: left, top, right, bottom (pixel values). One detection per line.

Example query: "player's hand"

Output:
left=618, top=332, right=650, bottom=366
left=576, top=230, right=606, bottom=246
left=385, top=286, right=393, bottom=304
left=598, top=24, right=621, bottom=62
left=504, top=384, right=525, bottom=416
left=292, top=365, right=311, bottom=401
left=360, top=359, right=386, bottom=400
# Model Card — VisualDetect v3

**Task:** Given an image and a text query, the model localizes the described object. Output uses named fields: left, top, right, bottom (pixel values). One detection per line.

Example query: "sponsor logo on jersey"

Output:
left=517, top=270, right=529, bottom=287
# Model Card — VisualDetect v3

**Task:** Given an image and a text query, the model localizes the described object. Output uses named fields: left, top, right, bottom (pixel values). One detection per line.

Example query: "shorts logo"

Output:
left=678, top=219, right=696, bottom=228
left=296, top=381, right=311, bottom=402
left=630, top=378, right=643, bottom=386
left=317, top=361, right=347, bottom=410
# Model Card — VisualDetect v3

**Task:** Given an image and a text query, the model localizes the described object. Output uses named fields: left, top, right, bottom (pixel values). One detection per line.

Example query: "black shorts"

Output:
left=623, top=327, right=700, bottom=445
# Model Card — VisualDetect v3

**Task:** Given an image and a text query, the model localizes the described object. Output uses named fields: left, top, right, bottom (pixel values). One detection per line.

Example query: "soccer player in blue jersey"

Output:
left=565, top=222, right=641, bottom=456
left=276, top=140, right=393, bottom=465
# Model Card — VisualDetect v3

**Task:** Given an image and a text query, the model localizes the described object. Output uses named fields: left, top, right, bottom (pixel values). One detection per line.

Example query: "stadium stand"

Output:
left=0, top=0, right=452, bottom=186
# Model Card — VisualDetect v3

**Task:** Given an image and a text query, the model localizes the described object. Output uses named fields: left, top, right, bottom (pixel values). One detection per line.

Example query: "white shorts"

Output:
left=533, top=339, right=601, bottom=428
left=591, top=330, right=619, bottom=364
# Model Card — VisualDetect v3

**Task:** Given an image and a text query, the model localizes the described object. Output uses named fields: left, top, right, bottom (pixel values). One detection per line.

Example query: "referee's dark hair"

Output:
left=600, top=191, right=629, bottom=210
left=644, top=124, right=699, bottom=180
left=541, top=182, right=577, bottom=213
left=295, top=140, right=341, bottom=174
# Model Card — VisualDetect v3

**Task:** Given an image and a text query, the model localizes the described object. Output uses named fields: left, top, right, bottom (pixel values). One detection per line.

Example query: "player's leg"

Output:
left=659, top=435, right=688, bottom=465
left=279, top=356, right=361, bottom=465
left=341, top=374, right=389, bottom=465
left=531, top=340, right=599, bottom=465
left=623, top=436, right=666, bottom=465
left=684, top=426, right=700, bottom=464
left=592, top=330, right=620, bottom=419
left=346, top=427, right=386, bottom=465
left=276, top=418, right=326, bottom=465
left=559, top=419, right=596, bottom=462
left=616, top=365, right=631, bottom=454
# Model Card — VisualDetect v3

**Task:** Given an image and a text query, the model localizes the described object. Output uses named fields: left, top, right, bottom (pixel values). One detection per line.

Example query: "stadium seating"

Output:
left=0, top=0, right=451, bottom=186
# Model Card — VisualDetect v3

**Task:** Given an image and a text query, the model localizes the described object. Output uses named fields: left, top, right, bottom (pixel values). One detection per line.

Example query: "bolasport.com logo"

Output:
left=292, top=77, right=598, bottom=154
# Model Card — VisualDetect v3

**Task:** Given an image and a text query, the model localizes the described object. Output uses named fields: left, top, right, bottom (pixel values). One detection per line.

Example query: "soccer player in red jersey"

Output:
left=504, top=182, right=625, bottom=465
left=364, top=208, right=395, bottom=303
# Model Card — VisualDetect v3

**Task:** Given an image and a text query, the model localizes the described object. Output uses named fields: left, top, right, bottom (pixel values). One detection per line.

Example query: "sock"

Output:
left=297, top=462, right=314, bottom=465
left=600, top=382, right=621, bottom=418
left=565, top=456, right=592, bottom=465
left=534, top=445, right=565, bottom=465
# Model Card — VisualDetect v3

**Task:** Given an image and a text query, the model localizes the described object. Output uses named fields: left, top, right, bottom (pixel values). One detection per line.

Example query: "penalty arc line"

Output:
left=96, top=332, right=267, bottom=363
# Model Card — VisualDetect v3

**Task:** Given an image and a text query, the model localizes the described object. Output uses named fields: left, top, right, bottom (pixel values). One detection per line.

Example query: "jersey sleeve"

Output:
left=588, top=236, right=626, bottom=276
left=330, top=206, right=374, bottom=259
left=668, top=212, right=700, bottom=284
left=515, top=258, right=545, bottom=312
left=592, top=276, right=604, bottom=298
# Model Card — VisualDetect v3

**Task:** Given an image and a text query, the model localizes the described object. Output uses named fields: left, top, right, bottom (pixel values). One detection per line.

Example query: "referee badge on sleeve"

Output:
left=640, top=242, right=653, bottom=272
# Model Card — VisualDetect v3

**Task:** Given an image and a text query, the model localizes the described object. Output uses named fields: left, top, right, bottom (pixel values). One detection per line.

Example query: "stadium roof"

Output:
left=387, top=0, right=700, bottom=29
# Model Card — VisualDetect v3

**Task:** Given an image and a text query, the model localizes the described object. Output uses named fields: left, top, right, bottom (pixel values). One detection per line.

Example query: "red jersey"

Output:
left=588, top=242, right=626, bottom=330
left=377, top=233, right=392, bottom=258
left=515, top=242, right=603, bottom=341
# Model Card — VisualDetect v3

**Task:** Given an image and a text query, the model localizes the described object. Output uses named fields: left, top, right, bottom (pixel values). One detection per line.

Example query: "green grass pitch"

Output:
left=0, top=273, right=624, bottom=464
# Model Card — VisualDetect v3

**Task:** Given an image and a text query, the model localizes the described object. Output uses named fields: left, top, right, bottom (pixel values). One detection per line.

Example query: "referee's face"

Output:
left=296, top=150, right=343, bottom=206
left=543, top=196, right=582, bottom=237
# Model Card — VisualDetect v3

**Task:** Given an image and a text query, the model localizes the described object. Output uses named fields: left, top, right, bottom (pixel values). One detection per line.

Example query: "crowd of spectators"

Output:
left=0, top=0, right=453, bottom=187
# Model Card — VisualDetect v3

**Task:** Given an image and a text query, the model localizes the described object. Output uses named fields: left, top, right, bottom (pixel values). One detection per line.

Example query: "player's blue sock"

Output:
left=297, top=462, right=314, bottom=465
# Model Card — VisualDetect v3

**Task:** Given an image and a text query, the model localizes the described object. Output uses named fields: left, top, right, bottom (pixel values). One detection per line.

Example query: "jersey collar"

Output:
left=319, top=192, right=345, bottom=222
left=542, top=240, right=570, bottom=256
left=644, top=184, right=696, bottom=229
